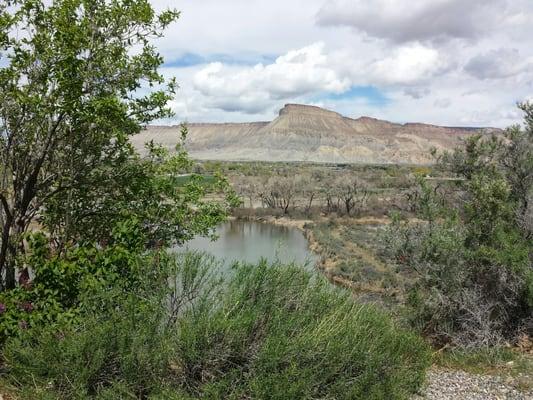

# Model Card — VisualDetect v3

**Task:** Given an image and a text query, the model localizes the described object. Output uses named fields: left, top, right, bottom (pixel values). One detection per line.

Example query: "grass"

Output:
left=310, top=219, right=408, bottom=304
left=0, top=253, right=431, bottom=399
left=432, top=347, right=533, bottom=393
left=434, top=347, right=533, bottom=374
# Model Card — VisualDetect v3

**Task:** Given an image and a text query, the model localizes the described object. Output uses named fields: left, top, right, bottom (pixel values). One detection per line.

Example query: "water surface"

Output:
left=181, top=220, right=317, bottom=269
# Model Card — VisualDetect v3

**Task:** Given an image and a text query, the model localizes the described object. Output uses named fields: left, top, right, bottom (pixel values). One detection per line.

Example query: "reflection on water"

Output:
left=180, top=220, right=317, bottom=269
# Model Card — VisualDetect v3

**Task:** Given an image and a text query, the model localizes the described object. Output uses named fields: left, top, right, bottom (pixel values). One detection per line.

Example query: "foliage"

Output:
left=42, top=136, right=238, bottom=248
left=1, top=253, right=431, bottom=400
left=2, top=261, right=175, bottom=399
left=0, top=1, right=432, bottom=397
left=0, top=0, right=179, bottom=288
left=0, top=218, right=162, bottom=343
left=0, top=0, right=238, bottom=290
left=384, top=104, right=533, bottom=348
left=0, top=284, right=76, bottom=344
left=171, top=261, right=430, bottom=400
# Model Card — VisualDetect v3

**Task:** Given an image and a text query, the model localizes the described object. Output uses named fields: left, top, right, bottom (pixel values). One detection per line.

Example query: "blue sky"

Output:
left=152, top=0, right=533, bottom=127
left=165, top=52, right=278, bottom=68
left=319, top=86, right=389, bottom=106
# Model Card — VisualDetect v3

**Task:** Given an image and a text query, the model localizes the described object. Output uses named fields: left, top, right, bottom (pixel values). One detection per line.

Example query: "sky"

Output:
left=151, top=0, right=533, bottom=127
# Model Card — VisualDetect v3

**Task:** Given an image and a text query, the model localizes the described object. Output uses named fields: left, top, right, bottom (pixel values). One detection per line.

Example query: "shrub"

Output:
left=0, top=220, right=164, bottom=344
left=383, top=104, right=533, bottom=348
left=3, top=296, right=171, bottom=399
left=174, top=261, right=430, bottom=399
left=0, top=251, right=202, bottom=399
left=1, top=254, right=430, bottom=400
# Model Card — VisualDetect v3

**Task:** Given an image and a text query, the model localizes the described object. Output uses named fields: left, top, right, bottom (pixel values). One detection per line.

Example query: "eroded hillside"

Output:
left=133, top=104, right=499, bottom=164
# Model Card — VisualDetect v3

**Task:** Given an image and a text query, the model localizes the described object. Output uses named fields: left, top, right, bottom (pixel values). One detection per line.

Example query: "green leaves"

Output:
left=0, top=1, right=230, bottom=290
left=386, top=104, right=533, bottom=347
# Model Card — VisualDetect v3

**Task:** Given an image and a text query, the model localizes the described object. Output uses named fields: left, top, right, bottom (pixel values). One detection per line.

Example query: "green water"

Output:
left=181, top=220, right=318, bottom=268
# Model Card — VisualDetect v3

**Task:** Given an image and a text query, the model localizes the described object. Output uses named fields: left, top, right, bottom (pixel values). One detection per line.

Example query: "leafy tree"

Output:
left=0, top=0, right=235, bottom=290
left=42, top=136, right=237, bottom=250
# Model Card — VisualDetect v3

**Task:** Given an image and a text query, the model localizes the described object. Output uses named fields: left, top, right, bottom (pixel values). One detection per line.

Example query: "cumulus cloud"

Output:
left=147, top=0, right=533, bottom=127
left=188, top=42, right=455, bottom=115
left=464, top=48, right=533, bottom=80
left=192, top=42, right=351, bottom=114
left=366, top=44, right=451, bottom=85
left=317, top=0, right=509, bottom=43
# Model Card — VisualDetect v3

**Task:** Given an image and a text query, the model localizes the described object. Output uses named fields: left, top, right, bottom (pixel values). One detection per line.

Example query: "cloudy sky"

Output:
left=152, top=0, right=533, bottom=127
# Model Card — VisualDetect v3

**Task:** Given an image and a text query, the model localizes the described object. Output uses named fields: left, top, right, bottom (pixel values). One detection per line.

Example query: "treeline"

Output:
left=229, top=168, right=414, bottom=216
left=233, top=172, right=370, bottom=216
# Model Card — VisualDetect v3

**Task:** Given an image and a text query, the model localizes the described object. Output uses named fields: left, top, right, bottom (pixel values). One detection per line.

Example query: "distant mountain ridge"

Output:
left=132, top=104, right=500, bottom=164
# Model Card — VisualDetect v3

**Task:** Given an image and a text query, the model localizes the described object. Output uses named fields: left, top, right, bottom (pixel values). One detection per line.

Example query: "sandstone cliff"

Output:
left=132, top=104, right=499, bottom=164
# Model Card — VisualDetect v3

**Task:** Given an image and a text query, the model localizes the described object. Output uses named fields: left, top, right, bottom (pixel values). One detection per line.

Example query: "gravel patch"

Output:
left=414, top=369, right=533, bottom=400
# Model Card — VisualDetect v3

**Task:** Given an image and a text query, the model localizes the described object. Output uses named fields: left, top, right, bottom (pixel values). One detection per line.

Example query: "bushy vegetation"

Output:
left=228, top=163, right=431, bottom=217
left=0, top=218, right=166, bottom=342
left=0, top=3, right=433, bottom=398
left=1, top=250, right=430, bottom=399
left=385, top=103, right=533, bottom=348
left=0, top=0, right=237, bottom=291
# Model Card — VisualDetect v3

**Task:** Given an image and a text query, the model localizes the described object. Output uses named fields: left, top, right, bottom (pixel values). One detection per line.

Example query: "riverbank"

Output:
left=233, top=213, right=533, bottom=399
left=236, top=214, right=403, bottom=302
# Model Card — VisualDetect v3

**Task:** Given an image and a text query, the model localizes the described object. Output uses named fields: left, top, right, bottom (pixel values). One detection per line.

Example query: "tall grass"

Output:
left=1, top=253, right=430, bottom=399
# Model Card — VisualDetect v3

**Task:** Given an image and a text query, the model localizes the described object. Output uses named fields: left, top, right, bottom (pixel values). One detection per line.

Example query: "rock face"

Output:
left=132, top=104, right=499, bottom=164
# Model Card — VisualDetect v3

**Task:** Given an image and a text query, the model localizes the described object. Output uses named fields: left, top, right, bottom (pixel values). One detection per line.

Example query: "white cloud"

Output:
left=316, top=0, right=510, bottom=43
left=145, top=0, right=533, bottom=128
left=188, top=42, right=453, bottom=116
left=151, top=0, right=329, bottom=61
left=192, top=43, right=351, bottom=114
left=464, top=48, right=533, bottom=80
left=366, top=44, right=451, bottom=85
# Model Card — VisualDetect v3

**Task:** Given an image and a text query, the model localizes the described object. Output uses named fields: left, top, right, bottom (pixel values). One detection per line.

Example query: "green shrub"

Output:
left=0, top=250, right=190, bottom=399
left=1, top=254, right=430, bottom=400
left=174, top=261, right=430, bottom=399
left=0, top=220, right=165, bottom=344
left=384, top=104, right=533, bottom=347
left=3, top=297, right=170, bottom=398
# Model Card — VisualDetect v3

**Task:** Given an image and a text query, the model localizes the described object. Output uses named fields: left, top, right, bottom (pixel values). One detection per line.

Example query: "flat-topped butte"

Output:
left=133, top=104, right=500, bottom=164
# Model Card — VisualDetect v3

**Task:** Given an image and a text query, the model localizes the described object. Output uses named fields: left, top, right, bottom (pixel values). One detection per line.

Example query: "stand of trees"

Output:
left=233, top=171, right=370, bottom=216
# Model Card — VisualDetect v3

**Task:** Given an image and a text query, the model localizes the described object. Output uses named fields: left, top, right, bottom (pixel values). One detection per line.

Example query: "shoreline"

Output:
left=231, top=213, right=393, bottom=293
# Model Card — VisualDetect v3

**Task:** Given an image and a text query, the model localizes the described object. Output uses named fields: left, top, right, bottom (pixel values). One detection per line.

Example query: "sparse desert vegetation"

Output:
left=195, top=106, right=533, bottom=394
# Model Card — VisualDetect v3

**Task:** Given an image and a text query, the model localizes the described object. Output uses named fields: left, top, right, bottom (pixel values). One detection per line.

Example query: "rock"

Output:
left=413, top=369, right=533, bottom=400
left=132, top=104, right=501, bottom=165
